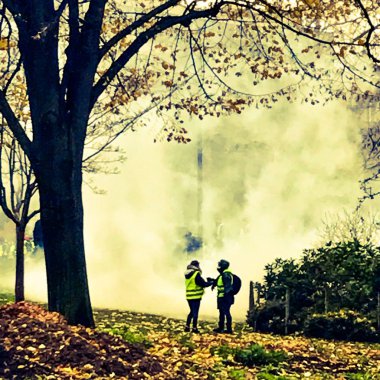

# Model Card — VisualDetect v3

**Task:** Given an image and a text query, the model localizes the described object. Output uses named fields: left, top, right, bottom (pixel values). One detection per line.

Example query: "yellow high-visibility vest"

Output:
left=217, top=269, right=233, bottom=298
left=185, top=271, right=205, bottom=300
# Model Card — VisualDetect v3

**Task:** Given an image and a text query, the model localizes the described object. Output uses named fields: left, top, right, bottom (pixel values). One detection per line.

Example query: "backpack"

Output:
left=232, top=273, right=242, bottom=295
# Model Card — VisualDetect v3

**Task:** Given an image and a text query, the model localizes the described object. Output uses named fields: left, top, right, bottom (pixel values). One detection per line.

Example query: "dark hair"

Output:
left=190, top=260, right=200, bottom=267
left=218, top=259, right=230, bottom=270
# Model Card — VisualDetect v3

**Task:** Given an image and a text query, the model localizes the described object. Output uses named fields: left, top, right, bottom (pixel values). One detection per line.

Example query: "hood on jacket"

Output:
left=185, top=264, right=201, bottom=279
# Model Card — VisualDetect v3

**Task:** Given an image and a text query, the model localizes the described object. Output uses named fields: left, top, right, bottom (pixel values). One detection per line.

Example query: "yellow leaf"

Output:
left=0, top=38, right=8, bottom=50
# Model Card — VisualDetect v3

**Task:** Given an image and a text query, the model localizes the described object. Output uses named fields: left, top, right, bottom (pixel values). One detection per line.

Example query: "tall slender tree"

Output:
left=0, top=0, right=378, bottom=326
left=0, top=120, right=39, bottom=302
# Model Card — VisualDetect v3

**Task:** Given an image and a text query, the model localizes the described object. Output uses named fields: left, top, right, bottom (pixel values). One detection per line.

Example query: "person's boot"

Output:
left=213, top=327, right=223, bottom=333
left=184, top=326, right=190, bottom=332
left=192, top=327, right=200, bottom=333
left=223, top=329, right=233, bottom=334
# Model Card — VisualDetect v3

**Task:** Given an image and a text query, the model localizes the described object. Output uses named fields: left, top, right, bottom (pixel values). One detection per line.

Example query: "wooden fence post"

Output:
left=285, top=287, right=290, bottom=335
left=249, top=281, right=255, bottom=312
left=324, top=287, right=329, bottom=314
left=377, top=291, right=380, bottom=331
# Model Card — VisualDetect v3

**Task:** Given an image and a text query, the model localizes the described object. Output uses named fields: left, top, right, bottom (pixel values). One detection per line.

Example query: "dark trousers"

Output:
left=186, top=299, right=201, bottom=328
left=217, top=296, right=233, bottom=331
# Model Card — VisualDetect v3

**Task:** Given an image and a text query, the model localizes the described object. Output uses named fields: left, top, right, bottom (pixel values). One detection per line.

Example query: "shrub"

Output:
left=247, top=302, right=302, bottom=335
left=304, top=310, right=379, bottom=342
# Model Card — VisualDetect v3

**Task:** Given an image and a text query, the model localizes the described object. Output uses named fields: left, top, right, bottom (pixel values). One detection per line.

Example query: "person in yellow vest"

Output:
left=184, top=260, right=212, bottom=333
left=212, top=259, right=234, bottom=334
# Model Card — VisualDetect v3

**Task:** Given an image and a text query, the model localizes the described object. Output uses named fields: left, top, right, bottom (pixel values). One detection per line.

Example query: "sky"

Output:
left=1, top=97, right=376, bottom=322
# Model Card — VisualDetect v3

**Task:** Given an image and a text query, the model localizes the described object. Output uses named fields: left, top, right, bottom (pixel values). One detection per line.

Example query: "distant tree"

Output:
left=317, top=210, right=380, bottom=246
left=0, top=0, right=378, bottom=326
left=0, top=120, right=38, bottom=302
left=0, top=85, right=131, bottom=303
left=361, top=120, right=380, bottom=202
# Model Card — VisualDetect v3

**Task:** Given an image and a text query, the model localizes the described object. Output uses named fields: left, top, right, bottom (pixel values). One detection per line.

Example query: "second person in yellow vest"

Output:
left=212, top=259, right=235, bottom=334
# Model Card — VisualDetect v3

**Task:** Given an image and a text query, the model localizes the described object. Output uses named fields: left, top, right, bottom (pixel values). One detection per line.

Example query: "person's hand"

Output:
left=207, top=277, right=215, bottom=283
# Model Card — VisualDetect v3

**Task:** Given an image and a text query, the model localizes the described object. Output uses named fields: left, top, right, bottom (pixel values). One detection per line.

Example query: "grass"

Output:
left=0, top=292, right=13, bottom=305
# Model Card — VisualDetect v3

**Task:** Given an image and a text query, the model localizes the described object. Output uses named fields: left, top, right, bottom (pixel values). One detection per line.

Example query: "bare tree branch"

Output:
left=91, top=3, right=224, bottom=107
left=99, top=0, right=181, bottom=59
left=354, top=0, right=380, bottom=63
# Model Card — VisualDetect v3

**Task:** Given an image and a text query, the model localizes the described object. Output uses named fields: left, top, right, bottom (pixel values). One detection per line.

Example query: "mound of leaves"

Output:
left=0, top=302, right=162, bottom=379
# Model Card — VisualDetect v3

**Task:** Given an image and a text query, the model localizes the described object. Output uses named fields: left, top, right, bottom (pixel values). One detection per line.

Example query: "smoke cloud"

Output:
left=81, top=100, right=365, bottom=321
left=0, top=99, right=372, bottom=322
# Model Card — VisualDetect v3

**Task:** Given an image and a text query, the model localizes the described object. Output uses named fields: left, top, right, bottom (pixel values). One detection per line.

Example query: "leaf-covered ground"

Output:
left=0, top=296, right=379, bottom=379
left=94, top=309, right=380, bottom=380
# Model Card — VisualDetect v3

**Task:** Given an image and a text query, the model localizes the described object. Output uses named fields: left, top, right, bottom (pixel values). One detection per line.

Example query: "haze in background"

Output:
left=3, top=99, right=372, bottom=321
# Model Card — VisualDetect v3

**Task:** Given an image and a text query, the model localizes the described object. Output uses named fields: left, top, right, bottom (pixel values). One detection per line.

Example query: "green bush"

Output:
left=304, top=310, right=379, bottom=343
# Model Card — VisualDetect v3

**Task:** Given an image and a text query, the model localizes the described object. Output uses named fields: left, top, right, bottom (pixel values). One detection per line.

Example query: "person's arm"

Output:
left=208, top=276, right=218, bottom=290
left=195, top=272, right=212, bottom=288
left=222, top=272, right=233, bottom=295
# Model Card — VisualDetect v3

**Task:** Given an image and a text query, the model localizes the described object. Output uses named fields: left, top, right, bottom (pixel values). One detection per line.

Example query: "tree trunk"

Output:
left=12, top=1, right=103, bottom=327
left=38, top=158, right=94, bottom=327
left=15, top=224, right=25, bottom=302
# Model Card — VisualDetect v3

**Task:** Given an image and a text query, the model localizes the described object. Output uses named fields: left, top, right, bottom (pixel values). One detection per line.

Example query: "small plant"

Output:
left=177, top=334, right=196, bottom=352
left=103, top=325, right=152, bottom=348
left=212, top=343, right=288, bottom=368
left=234, top=344, right=288, bottom=367
left=343, top=373, right=374, bottom=380
left=211, top=344, right=234, bottom=359
left=228, top=368, right=246, bottom=380
left=257, top=372, right=293, bottom=380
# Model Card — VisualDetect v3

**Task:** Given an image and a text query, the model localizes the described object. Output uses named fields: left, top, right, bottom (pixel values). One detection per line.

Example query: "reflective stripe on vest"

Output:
left=217, top=269, right=233, bottom=298
left=185, top=271, right=205, bottom=300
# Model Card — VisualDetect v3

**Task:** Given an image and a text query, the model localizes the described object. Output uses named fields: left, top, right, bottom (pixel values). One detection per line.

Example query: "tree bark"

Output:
left=15, top=224, right=25, bottom=302
left=37, top=152, right=94, bottom=327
